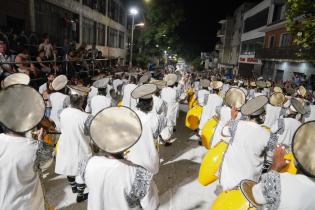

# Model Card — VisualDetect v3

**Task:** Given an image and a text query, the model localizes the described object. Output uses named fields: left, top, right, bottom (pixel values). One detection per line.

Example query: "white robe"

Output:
left=38, top=83, right=47, bottom=94
left=55, top=108, right=92, bottom=176
left=253, top=172, right=315, bottom=210
left=211, top=106, right=232, bottom=147
left=221, top=84, right=230, bottom=96
left=161, top=87, right=179, bottom=127
left=84, top=156, right=159, bottom=210
left=198, top=94, right=223, bottom=134
left=85, top=86, right=98, bottom=113
left=264, top=104, right=282, bottom=128
left=90, top=95, right=111, bottom=115
left=122, top=84, right=138, bottom=109
left=219, top=121, right=270, bottom=190
left=49, top=92, right=68, bottom=131
left=113, top=79, right=123, bottom=92
left=127, top=110, right=160, bottom=175
left=196, top=89, right=209, bottom=107
left=152, top=95, right=166, bottom=116
left=270, top=118, right=301, bottom=147
left=0, top=134, right=45, bottom=210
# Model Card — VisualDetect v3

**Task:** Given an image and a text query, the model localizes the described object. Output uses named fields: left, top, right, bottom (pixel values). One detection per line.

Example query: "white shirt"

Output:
left=264, top=104, right=282, bottom=128
left=90, top=95, right=111, bottom=115
left=0, top=134, right=45, bottom=210
left=270, top=118, right=301, bottom=147
left=196, top=89, right=209, bottom=107
left=85, top=156, right=159, bottom=210
left=49, top=92, right=68, bottom=131
left=38, top=83, right=47, bottom=94
left=253, top=172, right=315, bottom=210
left=127, top=110, right=160, bottom=175
left=122, top=84, right=138, bottom=109
left=305, top=105, right=315, bottom=122
left=55, top=108, right=92, bottom=176
left=219, top=121, right=270, bottom=190
left=113, top=79, right=123, bottom=92
left=161, top=87, right=179, bottom=127
left=85, top=86, right=98, bottom=113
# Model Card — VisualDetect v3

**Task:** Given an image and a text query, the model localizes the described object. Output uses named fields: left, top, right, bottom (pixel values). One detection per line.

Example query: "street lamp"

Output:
left=129, top=7, right=139, bottom=69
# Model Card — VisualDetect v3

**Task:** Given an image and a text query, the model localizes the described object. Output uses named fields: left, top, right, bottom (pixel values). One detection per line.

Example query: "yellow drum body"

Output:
left=211, top=189, right=255, bottom=210
left=185, top=105, right=202, bottom=130
left=117, top=101, right=122, bottom=107
left=281, top=153, right=297, bottom=174
left=201, top=117, right=219, bottom=149
left=198, top=141, right=228, bottom=186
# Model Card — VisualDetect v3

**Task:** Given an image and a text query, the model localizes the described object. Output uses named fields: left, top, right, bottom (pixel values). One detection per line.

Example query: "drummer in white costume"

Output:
left=218, top=96, right=270, bottom=191
left=89, top=77, right=112, bottom=115
left=196, top=79, right=210, bottom=107
left=263, top=92, right=286, bottom=128
left=55, top=85, right=92, bottom=202
left=128, top=84, right=161, bottom=175
left=0, top=85, right=53, bottom=210
left=304, top=93, right=315, bottom=122
left=198, top=81, right=223, bottom=135
left=121, top=76, right=138, bottom=109
left=239, top=121, right=315, bottom=210
left=160, top=74, right=179, bottom=144
left=81, top=107, right=158, bottom=210
left=84, top=74, right=105, bottom=113
left=254, top=80, right=267, bottom=97
left=49, top=75, right=69, bottom=132
left=211, top=87, right=246, bottom=148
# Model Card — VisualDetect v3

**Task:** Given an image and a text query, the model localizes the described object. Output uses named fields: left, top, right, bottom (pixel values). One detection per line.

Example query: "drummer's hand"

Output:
left=271, top=145, right=288, bottom=172
left=231, top=106, right=238, bottom=120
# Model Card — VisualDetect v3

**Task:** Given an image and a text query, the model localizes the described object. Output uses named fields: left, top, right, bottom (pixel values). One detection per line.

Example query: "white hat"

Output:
left=164, top=74, right=177, bottom=86
left=89, top=107, right=142, bottom=154
left=139, top=73, right=151, bottom=84
left=52, top=75, right=68, bottom=91
left=0, top=85, right=45, bottom=132
left=2, top=73, right=30, bottom=88
left=67, top=85, right=91, bottom=96
left=210, top=81, right=223, bottom=90
left=150, top=79, right=167, bottom=89
left=131, top=84, right=157, bottom=99
left=93, top=77, right=110, bottom=88
left=241, top=96, right=268, bottom=116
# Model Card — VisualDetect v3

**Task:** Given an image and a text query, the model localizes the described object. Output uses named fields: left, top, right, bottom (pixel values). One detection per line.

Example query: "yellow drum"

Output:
left=201, top=116, right=219, bottom=149
left=198, top=141, right=228, bottom=186
left=211, top=189, right=255, bottom=210
left=185, top=105, right=202, bottom=130
left=281, top=153, right=297, bottom=174
left=117, top=101, right=122, bottom=107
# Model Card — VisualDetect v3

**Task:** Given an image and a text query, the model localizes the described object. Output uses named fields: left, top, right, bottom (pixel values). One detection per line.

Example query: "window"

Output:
left=118, top=7, right=126, bottom=26
left=108, top=0, right=119, bottom=22
left=107, top=27, right=118, bottom=48
left=243, top=8, right=269, bottom=33
left=97, top=23, right=106, bottom=46
left=280, top=33, right=290, bottom=47
left=272, top=4, right=285, bottom=23
left=82, top=17, right=95, bottom=44
left=118, top=31, right=124, bottom=49
left=240, top=37, right=264, bottom=54
left=269, top=35, right=275, bottom=48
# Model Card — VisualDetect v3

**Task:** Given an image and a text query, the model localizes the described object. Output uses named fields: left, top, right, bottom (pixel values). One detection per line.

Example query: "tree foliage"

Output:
left=285, top=0, right=315, bottom=60
left=136, top=0, right=185, bottom=62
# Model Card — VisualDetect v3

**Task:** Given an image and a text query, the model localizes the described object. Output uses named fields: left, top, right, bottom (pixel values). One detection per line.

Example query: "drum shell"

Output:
left=201, top=117, right=219, bottom=149
left=198, top=141, right=227, bottom=186
left=185, top=105, right=202, bottom=130
left=281, top=153, right=297, bottom=174
left=211, top=189, right=255, bottom=210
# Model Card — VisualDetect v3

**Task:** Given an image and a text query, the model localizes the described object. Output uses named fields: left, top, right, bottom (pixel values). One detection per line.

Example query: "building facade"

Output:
left=255, top=1, right=315, bottom=82
left=216, top=3, right=253, bottom=72
left=238, top=0, right=271, bottom=78
left=0, top=0, right=128, bottom=63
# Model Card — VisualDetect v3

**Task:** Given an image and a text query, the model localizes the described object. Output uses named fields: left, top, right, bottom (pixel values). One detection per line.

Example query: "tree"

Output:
left=135, top=0, right=185, bottom=65
left=285, top=0, right=315, bottom=61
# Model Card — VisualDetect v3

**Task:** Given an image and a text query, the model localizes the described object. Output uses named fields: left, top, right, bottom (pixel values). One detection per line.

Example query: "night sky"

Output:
left=176, top=0, right=261, bottom=55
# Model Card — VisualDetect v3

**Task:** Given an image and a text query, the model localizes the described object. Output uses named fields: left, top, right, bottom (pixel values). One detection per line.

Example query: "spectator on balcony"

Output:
left=15, top=53, right=37, bottom=76
left=36, top=49, right=51, bottom=74
left=0, top=41, right=16, bottom=78
left=38, top=35, right=54, bottom=59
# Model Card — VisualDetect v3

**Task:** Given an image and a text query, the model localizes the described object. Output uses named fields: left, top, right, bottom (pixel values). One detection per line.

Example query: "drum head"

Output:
left=239, top=180, right=260, bottom=208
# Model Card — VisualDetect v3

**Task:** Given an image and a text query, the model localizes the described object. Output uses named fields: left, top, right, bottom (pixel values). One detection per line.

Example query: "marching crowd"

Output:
left=1, top=62, right=315, bottom=210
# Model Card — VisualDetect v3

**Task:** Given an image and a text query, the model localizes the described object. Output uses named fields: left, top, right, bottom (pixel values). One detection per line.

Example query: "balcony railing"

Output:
left=217, top=30, right=224, bottom=37
left=215, top=44, right=223, bottom=50
left=255, top=46, right=314, bottom=60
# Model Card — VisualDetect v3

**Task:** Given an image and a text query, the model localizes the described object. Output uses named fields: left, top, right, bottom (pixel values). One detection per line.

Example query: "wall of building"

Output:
left=263, top=27, right=290, bottom=48
left=275, top=62, right=315, bottom=81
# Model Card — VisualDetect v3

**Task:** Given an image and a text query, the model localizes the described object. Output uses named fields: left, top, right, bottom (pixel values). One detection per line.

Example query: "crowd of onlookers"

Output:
left=0, top=28, right=111, bottom=87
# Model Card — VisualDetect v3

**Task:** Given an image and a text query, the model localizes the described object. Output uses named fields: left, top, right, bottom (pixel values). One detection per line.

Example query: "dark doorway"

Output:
left=275, top=69, right=284, bottom=82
